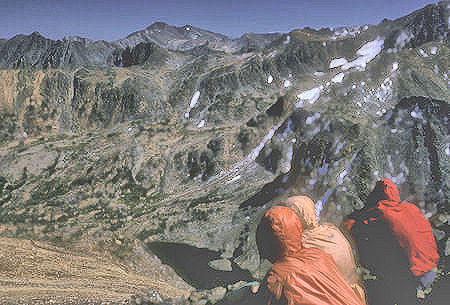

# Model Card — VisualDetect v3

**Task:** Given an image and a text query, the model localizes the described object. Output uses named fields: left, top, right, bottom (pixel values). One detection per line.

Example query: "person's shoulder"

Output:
left=300, top=247, right=336, bottom=263
left=401, top=202, right=421, bottom=210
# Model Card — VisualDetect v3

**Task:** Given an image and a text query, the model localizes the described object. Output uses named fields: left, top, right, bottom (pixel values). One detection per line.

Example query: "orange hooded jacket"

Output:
left=342, top=178, right=439, bottom=276
left=257, top=206, right=364, bottom=305
left=279, top=196, right=365, bottom=303
left=374, top=178, right=439, bottom=276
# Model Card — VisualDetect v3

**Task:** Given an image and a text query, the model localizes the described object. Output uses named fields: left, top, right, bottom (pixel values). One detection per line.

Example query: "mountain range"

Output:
left=0, top=1, right=448, bottom=304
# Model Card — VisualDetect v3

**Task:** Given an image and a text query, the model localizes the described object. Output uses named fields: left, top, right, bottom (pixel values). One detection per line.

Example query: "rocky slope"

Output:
left=0, top=237, right=191, bottom=305
left=0, top=1, right=449, bottom=304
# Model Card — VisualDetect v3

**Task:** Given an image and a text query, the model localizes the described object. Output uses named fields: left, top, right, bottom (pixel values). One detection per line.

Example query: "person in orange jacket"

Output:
left=342, top=178, right=440, bottom=305
left=249, top=206, right=364, bottom=305
left=277, top=196, right=366, bottom=304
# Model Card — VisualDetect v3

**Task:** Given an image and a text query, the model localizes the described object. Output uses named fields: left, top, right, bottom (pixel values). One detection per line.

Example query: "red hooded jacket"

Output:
left=374, top=178, right=439, bottom=276
left=257, top=206, right=364, bottom=305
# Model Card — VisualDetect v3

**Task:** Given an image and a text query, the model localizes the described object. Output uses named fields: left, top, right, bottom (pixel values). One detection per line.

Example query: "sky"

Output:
left=0, top=0, right=441, bottom=41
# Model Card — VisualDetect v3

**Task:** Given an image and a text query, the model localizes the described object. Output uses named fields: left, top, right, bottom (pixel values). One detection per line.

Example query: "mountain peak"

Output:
left=147, top=22, right=169, bottom=29
left=30, top=31, right=43, bottom=37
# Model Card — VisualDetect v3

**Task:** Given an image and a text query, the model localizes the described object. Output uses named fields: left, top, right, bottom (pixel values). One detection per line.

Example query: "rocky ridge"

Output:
left=0, top=23, right=281, bottom=70
left=0, top=1, right=449, bottom=304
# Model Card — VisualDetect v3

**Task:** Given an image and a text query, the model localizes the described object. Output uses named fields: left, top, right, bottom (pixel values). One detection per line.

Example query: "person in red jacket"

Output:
left=251, top=206, right=364, bottom=305
left=342, top=178, right=440, bottom=304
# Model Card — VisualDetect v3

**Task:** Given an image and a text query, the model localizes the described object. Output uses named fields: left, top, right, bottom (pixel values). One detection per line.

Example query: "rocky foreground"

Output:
left=0, top=1, right=449, bottom=304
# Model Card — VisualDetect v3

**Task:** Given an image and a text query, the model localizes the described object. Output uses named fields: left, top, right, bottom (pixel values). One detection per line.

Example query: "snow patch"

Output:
left=185, top=90, right=201, bottom=119
left=281, top=144, right=294, bottom=174
left=395, top=31, right=413, bottom=48
left=284, top=35, right=290, bottom=44
left=332, top=73, right=345, bottom=83
left=433, top=65, right=439, bottom=74
left=248, top=122, right=284, bottom=161
left=430, top=47, right=437, bottom=55
left=197, top=120, right=205, bottom=128
left=314, top=72, right=325, bottom=77
left=418, top=49, right=428, bottom=57
left=329, top=58, right=348, bottom=69
left=305, top=113, right=321, bottom=125
left=296, top=87, right=322, bottom=106
left=281, top=119, right=293, bottom=138
left=227, top=175, right=241, bottom=184
left=410, top=106, right=424, bottom=119
left=283, top=80, right=292, bottom=88
left=338, top=169, right=349, bottom=184
left=268, top=50, right=278, bottom=58
left=318, top=159, right=329, bottom=176
left=267, top=75, right=273, bottom=84
left=342, top=38, right=384, bottom=71
left=335, top=142, right=344, bottom=155
left=333, top=26, right=361, bottom=38
left=190, top=91, right=201, bottom=108
left=392, top=62, right=399, bottom=72
left=285, top=144, right=294, bottom=163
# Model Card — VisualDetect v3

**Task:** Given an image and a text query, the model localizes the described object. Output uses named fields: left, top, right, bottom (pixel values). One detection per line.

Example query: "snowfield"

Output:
left=332, top=73, right=345, bottom=83
left=329, top=58, right=348, bottom=69
left=296, top=87, right=322, bottom=106
left=342, top=38, right=384, bottom=71
left=189, top=91, right=201, bottom=108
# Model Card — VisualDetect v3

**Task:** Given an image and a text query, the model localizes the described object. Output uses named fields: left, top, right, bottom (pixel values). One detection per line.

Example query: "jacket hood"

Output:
left=281, top=195, right=318, bottom=230
left=377, top=178, right=400, bottom=204
left=256, top=206, right=303, bottom=263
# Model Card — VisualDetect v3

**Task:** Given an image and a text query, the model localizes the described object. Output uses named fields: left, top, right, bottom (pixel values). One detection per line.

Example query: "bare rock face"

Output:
left=114, top=22, right=281, bottom=53
left=0, top=2, right=448, bottom=304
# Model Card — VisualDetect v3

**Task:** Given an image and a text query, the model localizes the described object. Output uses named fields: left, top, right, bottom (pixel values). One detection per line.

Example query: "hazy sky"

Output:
left=0, top=0, right=440, bottom=41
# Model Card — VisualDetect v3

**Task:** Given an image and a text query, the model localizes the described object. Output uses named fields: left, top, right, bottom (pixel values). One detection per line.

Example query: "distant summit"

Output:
left=114, top=22, right=234, bottom=52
